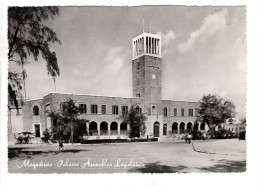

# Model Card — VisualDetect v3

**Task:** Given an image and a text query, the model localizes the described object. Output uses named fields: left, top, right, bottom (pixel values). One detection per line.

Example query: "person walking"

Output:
left=187, top=133, right=192, bottom=144
left=184, top=132, right=188, bottom=143
left=59, top=137, right=64, bottom=151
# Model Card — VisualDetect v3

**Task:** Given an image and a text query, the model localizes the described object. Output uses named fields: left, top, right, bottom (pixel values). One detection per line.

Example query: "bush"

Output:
left=239, top=131, right=246, bottom=140
left=130, top=138, right=158, bottom=142
left=81, top=139, right=129, bottom=144
left=41, top=129, right=51, bottom=143
left=16, top=136, right=23, bottom=144
left=81, top=138, right=158, bottom=144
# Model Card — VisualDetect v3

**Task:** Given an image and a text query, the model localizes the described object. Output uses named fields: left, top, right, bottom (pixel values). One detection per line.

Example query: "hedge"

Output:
left=130, top=138, right=158, bottom=142
left=81, top=138, right=158, bottom=144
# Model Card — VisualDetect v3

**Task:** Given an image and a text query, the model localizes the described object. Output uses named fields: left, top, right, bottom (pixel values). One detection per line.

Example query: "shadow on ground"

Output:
left=128, top=161, right=187, bottom=173
left=8, top=148, right=90, bottom=160
left=199, top=159, right=246, bottom=172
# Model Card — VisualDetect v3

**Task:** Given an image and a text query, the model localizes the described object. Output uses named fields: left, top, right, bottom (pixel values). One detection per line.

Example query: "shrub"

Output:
left=131, top=138, right=158, bottom=142
left=16, top=136, right=23, bottom=144
left=81, top=139, right=129, bottom=144
left=41, top=129, right=51, bottom=143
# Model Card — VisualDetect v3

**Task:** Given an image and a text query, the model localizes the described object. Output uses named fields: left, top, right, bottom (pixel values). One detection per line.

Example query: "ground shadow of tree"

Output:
left=199, top=159, right=246, bottom=172
left=8, top=148, right=90, bottom=160
left=128, top=161, right=187, bottom=173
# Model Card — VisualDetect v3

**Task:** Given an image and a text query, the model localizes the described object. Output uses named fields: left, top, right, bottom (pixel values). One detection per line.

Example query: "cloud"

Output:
left=179, top=8, right=228, bottom=53
left=156, top=30, right=176, bottom=46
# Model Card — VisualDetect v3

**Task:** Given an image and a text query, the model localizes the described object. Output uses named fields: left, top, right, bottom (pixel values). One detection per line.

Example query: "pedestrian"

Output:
left=59, top=137, right=64, bottom=151
left=187, top=133, right=192, bottom=144
left=203, top=133, right=206, bottom=140
left=184, top=132, right=188, bottom=143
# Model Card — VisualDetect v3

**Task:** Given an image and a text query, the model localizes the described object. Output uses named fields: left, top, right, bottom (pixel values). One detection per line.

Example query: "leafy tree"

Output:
left=8, top=7, right=61, bottom=111
left=118, top=105, right=147, bottom=138
left=48, top=99, right=88, bottom=144
left=196, top=94, right=236, bottom=137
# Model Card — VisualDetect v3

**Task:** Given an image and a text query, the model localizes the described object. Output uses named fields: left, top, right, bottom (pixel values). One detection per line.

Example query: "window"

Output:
left=137, top=62, right=140, bottom=70
left=91, top=104, right=98, bottom=114
left=136, top=93, right=140, bottom=97
left=101, top=105, right=106, bottom=114
left=136, top=105, right=142, bottom=114
left=45, top=104, right=50, bottom=113
left=181, top=108, right=185, bottom=117
left=174, top=108, right=177, bottom=116
left=79, top=104, right=87, bottom=114
left=188, top=109, right=193, bottom=117
left=195, top=108, right=199, bottom=116
left=151, top=105, right=156, bottom=115
left=122, top=106, right=128, bottom=116
left=60, top=102, right=66, bottom=112
left=112, top=105, right=118, bottom=115
left=163, top=107, right=167, bottom=117
left=137, top=77, right=140, bottom=85
left=33, top=105, right=39, bottom=116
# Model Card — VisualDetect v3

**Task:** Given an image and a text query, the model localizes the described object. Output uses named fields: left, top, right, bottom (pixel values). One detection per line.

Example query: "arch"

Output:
left=194, top=123, right=199, bottom=131
left=100, top=122, right=108, bottom=136
left=154, top=122, right=160, bottom=137
left=187, top=122, right=193, bottom=130
left=110, top=122, right=118, bottom=135
left=200, top=122, right=206, bottom=130
left=89, top=121, right=98, bottom=136
left=180, top=122, right=185, bottom=134
left=172, top=122, right=178, bottom=134
left=163, top=124, right=167, bottom=135
left=120, top=122, right=127, bottom=136
left=33, top=105, right=39, bottom=116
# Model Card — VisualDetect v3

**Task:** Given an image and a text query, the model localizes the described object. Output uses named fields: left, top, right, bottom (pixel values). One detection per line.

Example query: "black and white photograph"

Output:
left=1, top=1, right=260, bottom=186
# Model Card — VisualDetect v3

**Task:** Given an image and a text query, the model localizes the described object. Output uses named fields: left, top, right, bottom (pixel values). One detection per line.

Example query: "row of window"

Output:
left=163, top=107, right=198, bottom=117
left=62, top=103, right=130, bottom=115
left=33, top=104, right=199, bottom=117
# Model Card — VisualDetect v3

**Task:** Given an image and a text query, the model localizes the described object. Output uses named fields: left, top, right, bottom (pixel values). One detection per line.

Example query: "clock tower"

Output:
left=132, top=30, right=163, bottom=136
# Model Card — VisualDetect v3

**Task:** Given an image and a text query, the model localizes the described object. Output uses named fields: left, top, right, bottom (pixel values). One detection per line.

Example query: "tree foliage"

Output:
left=48, top=99, right=88, bottom=143
left=118, top=105, right=147, bottom=138
left=196, top=94, right=236, bottom=134
left=8, top=7, right=61, bottom=110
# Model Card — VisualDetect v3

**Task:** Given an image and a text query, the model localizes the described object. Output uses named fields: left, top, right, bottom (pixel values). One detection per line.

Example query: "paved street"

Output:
left=8, top=139, right=246, bottom=173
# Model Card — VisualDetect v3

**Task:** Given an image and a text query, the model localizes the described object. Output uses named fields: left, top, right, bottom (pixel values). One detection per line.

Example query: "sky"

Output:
left=9, top=6, right=246, bottom=119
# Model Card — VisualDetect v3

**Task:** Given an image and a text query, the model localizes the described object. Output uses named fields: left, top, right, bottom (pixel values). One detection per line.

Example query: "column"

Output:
left=149, top=37, right=151, bottom=54
left=86, top=122, right=89, bottom=136
left=154, top=38, right=157, bottom=55
left=108, top=123, right=111, bottom=136
left=158, top=39, right=161, bottom=55
left=97, top=123, right=100, bottom=136
left=132, top=40, right=135, bottom=58
left=143, top=37, right=146, bottom=54
left=177, top=124, right=180, bottom=139
left=118, top=125, right=120, bottom=136
left=151, top=38, right=154, bottom=54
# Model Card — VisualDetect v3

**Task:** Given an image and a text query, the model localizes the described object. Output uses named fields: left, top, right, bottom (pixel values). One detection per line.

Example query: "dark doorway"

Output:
left=163, top=124, right=167, bottom=135
left=172, top=122, right=178, bottom=134
left=154, top=122, right=160, bottom=137
left=34, top=124, right=40, bottom=137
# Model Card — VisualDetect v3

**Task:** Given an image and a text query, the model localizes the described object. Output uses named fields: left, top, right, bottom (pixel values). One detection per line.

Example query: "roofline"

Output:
left=43, top=92, right=144, bottom=100
left=161, top=99, right=199, bottom=103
